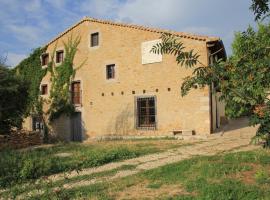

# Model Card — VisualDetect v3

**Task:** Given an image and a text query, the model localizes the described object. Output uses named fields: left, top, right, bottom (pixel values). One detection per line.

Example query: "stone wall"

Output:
left=0, top=131, right=42, bottom=150
left=22, top=18, right=225, bottom=139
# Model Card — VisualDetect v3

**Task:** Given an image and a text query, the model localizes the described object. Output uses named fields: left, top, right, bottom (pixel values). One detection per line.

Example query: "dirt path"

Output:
left=8, top=118, right=260, bottom=199
left=48, top=118, right=259, bottom=189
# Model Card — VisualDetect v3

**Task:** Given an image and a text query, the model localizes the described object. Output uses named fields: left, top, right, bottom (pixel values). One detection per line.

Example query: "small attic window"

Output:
left=41, top=54, right=49, bottom=66
left=91, top=32, right=99, bottom=47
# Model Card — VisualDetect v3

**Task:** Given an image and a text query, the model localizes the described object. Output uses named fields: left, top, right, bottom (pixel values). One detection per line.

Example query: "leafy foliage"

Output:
left=251, top=0, right=270, bottom=21
left=151, top=33, right=200, bottom=67
left=15, top=48, right=47, bottom=116
left=0, top=54, right=7, bottom=66
left=48, top=36, right=84, bottom=121
left=152, top=23, right=270, bottom=146
left=0, top=65, right=29, bottom=134
left=13, top=36, right=84, bottom=129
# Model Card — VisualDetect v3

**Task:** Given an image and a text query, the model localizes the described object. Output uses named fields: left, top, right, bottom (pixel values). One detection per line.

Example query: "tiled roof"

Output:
left=45, top=17, right=221, bottom=47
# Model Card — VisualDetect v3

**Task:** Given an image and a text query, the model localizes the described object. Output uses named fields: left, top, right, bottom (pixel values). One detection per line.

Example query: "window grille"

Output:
left=136, top=96, right=156, bottom=129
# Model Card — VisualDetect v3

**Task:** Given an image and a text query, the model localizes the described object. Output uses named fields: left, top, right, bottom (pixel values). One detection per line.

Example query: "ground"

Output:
left=0, top=118, right=269, bottom=199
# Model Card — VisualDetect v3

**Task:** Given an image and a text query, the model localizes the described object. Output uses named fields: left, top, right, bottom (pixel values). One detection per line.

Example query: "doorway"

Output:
left=71, top=112, right=82, bottom=142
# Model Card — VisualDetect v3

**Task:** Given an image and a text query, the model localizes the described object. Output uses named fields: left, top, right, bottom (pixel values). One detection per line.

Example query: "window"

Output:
left=41, top=54, right=49, bottom=66
left=56, top=50, right=64, bottom=63
left=41, top=84, right=48, bottom=95
left=71, top=82, right=81, bottom=105
left=91, top=32, right=99, bottom=47
left=106, top=64, right=115, bottom=79
left=136, top=97, right=156, bottom=129
left=32, top=115, right=43, bottom=131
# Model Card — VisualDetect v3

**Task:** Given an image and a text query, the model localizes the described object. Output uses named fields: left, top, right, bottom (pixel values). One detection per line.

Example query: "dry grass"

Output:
left=114, top=180, right=193, bottom=200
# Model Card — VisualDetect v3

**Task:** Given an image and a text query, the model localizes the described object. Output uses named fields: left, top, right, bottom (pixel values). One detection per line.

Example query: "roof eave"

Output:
left=43, top=17, right=223, bottom=48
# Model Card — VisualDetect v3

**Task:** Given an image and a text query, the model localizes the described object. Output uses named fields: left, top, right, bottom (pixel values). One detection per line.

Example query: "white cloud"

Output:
left=46, top=0, right=66, bottom=9
left=7, top=24, right=42, bottom=46
left=0, top=0, right=257, bottom=60
left=182, top=27, right=215, bottom=36
left=114, top=0, right=256, bottom=55
left=117, top=0, right=188, bottom=27
left=6, top=53, right=27, bottom=67
left=79, top=0, right=120, bottom=18
left=24, top=0, right=42, bottom=12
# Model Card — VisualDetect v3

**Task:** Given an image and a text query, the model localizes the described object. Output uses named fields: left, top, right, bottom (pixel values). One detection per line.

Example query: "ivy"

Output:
left=15, top=35, right=85, bottom=140
left=48, top=35, right=85, bottom=121
left=15, top=48, right=47, bottom=116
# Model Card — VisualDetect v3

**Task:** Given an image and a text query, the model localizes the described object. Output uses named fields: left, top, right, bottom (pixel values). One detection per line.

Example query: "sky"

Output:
left=0, top=0, right=256, bottom=67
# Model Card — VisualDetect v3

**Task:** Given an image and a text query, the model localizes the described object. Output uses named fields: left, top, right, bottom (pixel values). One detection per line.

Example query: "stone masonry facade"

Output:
left=23, top=17, right=226, bottom=141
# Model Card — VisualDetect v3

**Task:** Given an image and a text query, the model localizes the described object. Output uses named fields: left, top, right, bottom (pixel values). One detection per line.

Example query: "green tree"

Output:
left=251, top=0, right=270, bottom=21
left=152, top=22, right=270, bottom=146
left=0, top=62, right=29, bottom=134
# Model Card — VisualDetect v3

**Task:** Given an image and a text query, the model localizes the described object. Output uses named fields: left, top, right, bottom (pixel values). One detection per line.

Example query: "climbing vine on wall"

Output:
left=14, top=35, right=85, bottom=137
left=48, top=35, right=85, bottom=121
left=15, top=48, right=47, bottom=116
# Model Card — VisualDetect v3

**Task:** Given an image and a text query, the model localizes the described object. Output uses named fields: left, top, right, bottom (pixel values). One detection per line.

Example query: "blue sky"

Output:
left=0, top=0, right=256, bottom=66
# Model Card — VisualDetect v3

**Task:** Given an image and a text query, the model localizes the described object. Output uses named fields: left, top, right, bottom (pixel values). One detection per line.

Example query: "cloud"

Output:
left=0, top=0, right=257, bottom=60
left=182, top=27, right=215, bottom=36
left=0, top=0, right=51, bottom=48
left=115, top=0, right=255, bottom=55
left=117, top=0, right=187, bottom=28
left=7, top=25, right=41, bottom=44
left=24, top=0, right=42, bottom=12
left=6, top=53, right=27, bottom=67
left=46, top=0, right=66, bottom=9
left=78, top=0, right=120, bottom=18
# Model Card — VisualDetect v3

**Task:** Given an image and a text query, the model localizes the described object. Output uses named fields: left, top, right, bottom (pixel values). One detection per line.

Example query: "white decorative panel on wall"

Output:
left=141, top=39, right=162, bottom=65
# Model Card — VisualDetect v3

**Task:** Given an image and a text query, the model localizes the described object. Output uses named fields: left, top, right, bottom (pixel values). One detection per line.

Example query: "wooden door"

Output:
left=71, top=112, right=82, bottom=142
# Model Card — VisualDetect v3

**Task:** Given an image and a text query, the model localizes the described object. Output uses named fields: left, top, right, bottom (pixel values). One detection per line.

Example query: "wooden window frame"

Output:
left=41, top=53, right=49, bottom=66
left=106, top=64, right=115, bottom=80
left=71, top=81, right=81, bottom=106
left=136, top=96, right=157, bottom=130
left=41, top=84, right=48, bottom=95
left=56, top=50, right=64, bottom=63
left=90, top=32, right=99, bottom=47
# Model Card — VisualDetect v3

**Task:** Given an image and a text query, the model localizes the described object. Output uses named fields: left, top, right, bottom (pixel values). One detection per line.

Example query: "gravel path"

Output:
left=7, top=118, right=260, bottom=199
left=49, top=118, right=260, bottom=190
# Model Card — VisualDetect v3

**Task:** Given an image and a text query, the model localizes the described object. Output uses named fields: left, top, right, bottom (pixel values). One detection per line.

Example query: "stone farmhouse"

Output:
left=23, top=17, right=227, bottom=141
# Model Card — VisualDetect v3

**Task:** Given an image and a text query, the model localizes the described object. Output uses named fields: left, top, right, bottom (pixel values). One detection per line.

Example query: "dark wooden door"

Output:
left=71, top=112, right=82, bottom=142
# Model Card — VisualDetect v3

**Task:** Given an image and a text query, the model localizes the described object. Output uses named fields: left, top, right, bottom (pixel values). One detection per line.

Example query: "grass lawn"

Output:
left=15, top=149, right=269, bottom=200
left=0, top=139, right=189, bottom=189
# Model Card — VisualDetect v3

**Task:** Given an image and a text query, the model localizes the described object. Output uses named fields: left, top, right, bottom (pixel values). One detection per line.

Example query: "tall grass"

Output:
left=0, top=142, right=156, bottom=188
